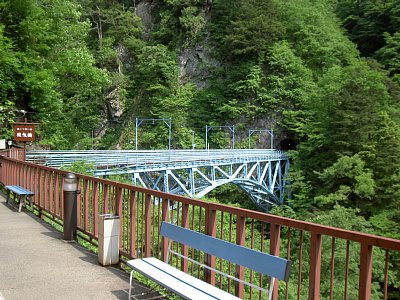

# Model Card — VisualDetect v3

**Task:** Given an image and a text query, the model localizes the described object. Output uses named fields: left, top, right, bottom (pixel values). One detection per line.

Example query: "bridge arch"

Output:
left=131, top=158, right=289, bottom=211
left=192, top=178, right=280, bottom=211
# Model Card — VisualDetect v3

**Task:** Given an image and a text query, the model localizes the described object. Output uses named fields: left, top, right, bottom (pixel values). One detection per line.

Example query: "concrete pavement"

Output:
left=0, top=194, right=163, bottom=300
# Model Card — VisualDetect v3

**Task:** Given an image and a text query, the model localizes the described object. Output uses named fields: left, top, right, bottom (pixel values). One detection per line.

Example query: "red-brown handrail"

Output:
left=1, top=156, right=399, bottom=300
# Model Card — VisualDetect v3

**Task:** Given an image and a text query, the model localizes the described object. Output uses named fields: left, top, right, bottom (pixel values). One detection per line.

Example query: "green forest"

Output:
left=1, top=0, right=400, bottom=243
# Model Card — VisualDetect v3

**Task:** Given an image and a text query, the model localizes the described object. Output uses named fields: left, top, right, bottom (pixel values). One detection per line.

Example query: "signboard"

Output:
left=13, top=122, right=38, bottom=142
left=0, top=139, right=5, bottom=149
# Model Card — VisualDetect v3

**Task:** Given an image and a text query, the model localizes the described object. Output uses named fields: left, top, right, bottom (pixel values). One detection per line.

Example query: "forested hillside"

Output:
left=1, top=0, right=400, bottom=240
left=1, top=0, right=400, bottom=297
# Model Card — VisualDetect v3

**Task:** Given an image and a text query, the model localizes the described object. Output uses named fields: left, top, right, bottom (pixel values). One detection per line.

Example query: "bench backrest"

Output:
left=160, top=222, right=292, bottom=282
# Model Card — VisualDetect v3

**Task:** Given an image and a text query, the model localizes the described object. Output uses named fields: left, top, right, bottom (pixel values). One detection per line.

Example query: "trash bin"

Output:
left=98, top=214, right=120, bottom=266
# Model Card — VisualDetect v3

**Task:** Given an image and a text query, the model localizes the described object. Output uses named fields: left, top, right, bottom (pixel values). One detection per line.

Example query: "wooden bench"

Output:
left=5, top=185, right=35, bottom=213
left=127, top=222, right=292, bottom=300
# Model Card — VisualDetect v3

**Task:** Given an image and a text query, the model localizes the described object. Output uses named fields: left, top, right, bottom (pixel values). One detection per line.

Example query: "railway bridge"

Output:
left=27, top=149, right=290, bottom=211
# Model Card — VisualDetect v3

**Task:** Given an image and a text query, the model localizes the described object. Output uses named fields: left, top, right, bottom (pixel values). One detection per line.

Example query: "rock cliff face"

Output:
left=137, top=0, right=221, bottom=89
left=178, top=40, right=220, bottom=89
left=98, top=1, right=151, bottom=139
left=177, top=7, right=219, bottom=89
left=135, top=0, right=156, bottom=38
left=105, top=42, right=131, bottom=125
left=106, top=88, right=124, bottom=121
left=101, top=0, right=220, bottom=130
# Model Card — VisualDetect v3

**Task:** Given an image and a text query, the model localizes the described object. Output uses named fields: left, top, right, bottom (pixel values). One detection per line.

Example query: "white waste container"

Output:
left=98, top=214, right=120, bottom=266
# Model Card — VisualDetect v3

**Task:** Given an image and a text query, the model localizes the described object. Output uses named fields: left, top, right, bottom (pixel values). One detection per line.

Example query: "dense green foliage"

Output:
left=1, top=0, right=400, bottom=297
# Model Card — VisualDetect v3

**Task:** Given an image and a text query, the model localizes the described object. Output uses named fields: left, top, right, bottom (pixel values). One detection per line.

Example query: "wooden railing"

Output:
left=1, top=156, right=399, bottom=300
left=0, top=148, right=25, bottom=161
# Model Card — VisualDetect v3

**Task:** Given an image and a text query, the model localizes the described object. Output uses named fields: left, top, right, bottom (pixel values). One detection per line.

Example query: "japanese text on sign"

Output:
left=13, top=123, right=37, bottom=142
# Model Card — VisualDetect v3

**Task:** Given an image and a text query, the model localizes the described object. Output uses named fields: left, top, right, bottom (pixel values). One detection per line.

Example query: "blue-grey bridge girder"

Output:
left=93, top=153, right=289, bottom=211
left=26, top=150, right=290, bottom=211
left=136, top=160, right=288, bottom=211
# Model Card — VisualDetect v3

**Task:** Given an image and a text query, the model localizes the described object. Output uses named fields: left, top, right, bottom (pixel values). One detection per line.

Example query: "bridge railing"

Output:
left=1, top=156, right=399, bottom=300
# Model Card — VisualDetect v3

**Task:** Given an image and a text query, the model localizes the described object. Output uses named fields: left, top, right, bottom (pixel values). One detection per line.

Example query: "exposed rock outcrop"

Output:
left=135, top=0, right=156, bottom=38
left=178, top=41, right=220, bottom=89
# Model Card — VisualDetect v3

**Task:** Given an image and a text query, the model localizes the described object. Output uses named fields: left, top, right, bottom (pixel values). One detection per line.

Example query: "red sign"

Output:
left=13, top=123, right=38, bottom=142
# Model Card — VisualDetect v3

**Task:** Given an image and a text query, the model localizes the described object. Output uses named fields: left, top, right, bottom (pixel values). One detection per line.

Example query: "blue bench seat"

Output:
left=5, top=185, right=35, bottom=213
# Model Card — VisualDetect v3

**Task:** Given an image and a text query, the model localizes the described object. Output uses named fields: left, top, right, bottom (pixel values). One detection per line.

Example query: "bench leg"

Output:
left=18, top=195, right=25, bottom=213
left=268, top=277, right=275, bottom=300
left=128, top=270, right=134, bottom=299
left=6, top=190, right=11, bottom=204
left=18, top=195, right=29, bottom=213
left=29, top=196, right=34, bottom=210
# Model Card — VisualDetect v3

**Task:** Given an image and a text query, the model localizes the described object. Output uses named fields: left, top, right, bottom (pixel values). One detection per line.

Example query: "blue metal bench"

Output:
left=127, top=221, right=292, bottom=300
left=5, top=185, right=35, bottom=213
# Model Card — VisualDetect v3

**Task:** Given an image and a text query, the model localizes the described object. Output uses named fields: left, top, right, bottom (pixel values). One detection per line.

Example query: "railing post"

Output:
left=93, top=182, right=99, bottom=237
left=54, top=173, right=60, bottom=216
left=205, top=204, right=217, bottom=285
left=37, top=169, right=43, bottom=217
left=10, top=160, right=15, bottom=185
left=129, top=190, right=137, bottom=258
left=0, top=157, right=4, bottom=184
left=103, top=184, right=109, bottom=214
left=84, top=179, right=91, bottom=232
left=308, top=233, right=322, bottom=300
left=235, top=216, right=246, bottom=298
left=144, top=193, right=152, bottom=257
left=43, top=170, right=49, bottom=210
left=161, top=198, right=170, bottom=262
left=0, top=158, right=3, bottom=184
left=21, top=163, right=26, bottom=187
left=181, top=203, right=190, bottom=273
left=270, top=223, right=281, bottom=300
left=358, top=244, right=373, bottom=300
left=48, top=171, right=53, bottom=213
left=10, top=162, right=19, bottom=185
left=116, top=187, right=123, bottom=252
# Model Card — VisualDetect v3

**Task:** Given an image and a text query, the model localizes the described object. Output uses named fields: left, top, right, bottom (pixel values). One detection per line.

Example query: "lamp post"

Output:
left=63, top=173, right=78, bottom=241
left=191, top=130, right=195, bottom=150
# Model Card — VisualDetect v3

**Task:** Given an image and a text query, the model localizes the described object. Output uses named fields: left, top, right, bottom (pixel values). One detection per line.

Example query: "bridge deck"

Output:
left=26, top=149, right=287, bottom=170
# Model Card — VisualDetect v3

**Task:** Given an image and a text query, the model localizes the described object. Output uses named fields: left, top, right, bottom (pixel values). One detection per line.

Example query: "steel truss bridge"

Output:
left=27, top=150, right=290, bottom=211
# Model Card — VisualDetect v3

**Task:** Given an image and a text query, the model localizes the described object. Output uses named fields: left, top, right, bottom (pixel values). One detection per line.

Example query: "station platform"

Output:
left=0, top=195, right=163, bottom=300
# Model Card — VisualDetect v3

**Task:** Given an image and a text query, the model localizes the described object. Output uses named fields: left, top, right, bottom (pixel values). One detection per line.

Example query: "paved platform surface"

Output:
left=0, top=194, right=163, bottom=300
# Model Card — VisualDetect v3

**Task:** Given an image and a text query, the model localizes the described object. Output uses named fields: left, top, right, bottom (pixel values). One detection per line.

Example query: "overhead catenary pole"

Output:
left=271, top=129, right=273, bottom=149
left=205, top=125, right=235, bottom=150
left=248, top=129, right=251, bottom=149
left=191, top=130, right=195, bottom=150
left=205, top=125, right=208, bottom=150
left=232, top=126, right=235, bottom=150
left=135, top=117, right=172, bottom=150
left=248, top=129, right=274, bottom=149
left=135, top=118, right=139, bottom=150
left=167, top=118, right=172, bottom=151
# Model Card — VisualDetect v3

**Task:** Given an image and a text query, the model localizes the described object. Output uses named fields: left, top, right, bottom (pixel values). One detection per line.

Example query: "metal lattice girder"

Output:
left=130, top=159, right=290, bottom=211
left=27, top=149, right=289, bottom=212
